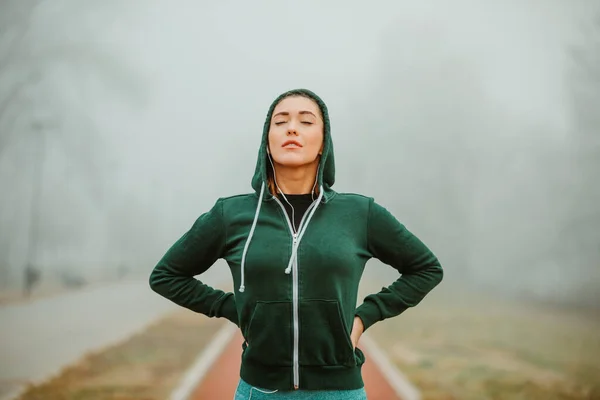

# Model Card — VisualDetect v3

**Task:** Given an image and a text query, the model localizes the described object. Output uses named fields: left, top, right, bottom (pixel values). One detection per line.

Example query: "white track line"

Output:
left=169, top=322, right=237, bottom=400
left=169, top=324, right=421, bottom=400
left=361, top=333, right=422, bottom=400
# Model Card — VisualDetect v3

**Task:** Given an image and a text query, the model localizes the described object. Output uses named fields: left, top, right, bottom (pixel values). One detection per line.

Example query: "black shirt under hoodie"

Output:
left=277, top=193, right=315, bottom=233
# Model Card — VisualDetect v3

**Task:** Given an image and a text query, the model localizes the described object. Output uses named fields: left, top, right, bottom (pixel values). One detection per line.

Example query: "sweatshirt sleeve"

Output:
left=355, top=198, right=443, bottom=331
left=149, top=198, right=238, bottom=326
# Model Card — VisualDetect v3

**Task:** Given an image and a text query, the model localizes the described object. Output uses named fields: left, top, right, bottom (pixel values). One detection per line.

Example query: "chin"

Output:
left=272, top=154, right=312, bottom=168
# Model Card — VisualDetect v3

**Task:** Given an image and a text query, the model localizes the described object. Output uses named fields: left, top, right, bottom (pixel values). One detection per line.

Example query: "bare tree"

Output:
left=0, top=1, right=146, bottom=291
left=0, top=1, right=146, bottom=152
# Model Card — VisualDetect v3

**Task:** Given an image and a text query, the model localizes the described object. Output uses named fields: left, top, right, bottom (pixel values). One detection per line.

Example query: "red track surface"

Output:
left=190, top=331, right=401, bottom=400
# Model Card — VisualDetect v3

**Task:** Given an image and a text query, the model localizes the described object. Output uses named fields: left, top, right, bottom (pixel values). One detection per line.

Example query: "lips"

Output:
left=282, top=140, right=302, bottom=148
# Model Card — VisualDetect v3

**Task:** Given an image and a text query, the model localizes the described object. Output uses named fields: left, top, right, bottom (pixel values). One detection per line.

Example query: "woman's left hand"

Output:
left=350, top=316, right=364, bottom=350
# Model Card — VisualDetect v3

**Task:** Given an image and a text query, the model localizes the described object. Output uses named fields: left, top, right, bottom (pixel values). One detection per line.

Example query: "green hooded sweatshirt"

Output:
left=149, top=88, right=443, bottom=391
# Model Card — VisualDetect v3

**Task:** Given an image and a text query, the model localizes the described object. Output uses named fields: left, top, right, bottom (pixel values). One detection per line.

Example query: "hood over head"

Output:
left=250, top=88, right=335, bottom=202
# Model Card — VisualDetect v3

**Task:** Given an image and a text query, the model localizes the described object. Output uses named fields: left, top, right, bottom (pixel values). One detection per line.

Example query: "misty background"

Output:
left=1, top=0, right=599, bottom=309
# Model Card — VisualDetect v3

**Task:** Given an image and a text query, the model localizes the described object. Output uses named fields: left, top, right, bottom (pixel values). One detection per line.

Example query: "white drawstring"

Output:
left=239, top=181, right=265, bottom=293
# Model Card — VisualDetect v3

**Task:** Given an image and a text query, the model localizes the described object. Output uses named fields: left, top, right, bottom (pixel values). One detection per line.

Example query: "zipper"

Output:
left=272, top=196, right=317, bottom=390
left=292, top=232, right=299, bottom=389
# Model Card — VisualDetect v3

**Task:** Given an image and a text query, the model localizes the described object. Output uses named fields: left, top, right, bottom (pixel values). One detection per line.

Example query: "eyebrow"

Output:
left=273, top=110, right=317, bottom=118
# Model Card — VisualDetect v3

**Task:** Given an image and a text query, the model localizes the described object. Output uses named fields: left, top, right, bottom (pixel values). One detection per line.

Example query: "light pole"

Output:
left=24, top=110, right=55, bottom=297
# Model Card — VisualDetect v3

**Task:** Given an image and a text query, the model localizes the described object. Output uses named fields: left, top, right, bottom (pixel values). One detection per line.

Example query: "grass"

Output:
left=360, top=277, right=600, bottom=400
left=15, top=310, right=225, bottom=400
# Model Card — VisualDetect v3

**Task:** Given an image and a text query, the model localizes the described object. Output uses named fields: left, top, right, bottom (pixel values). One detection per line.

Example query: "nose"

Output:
left=286, top=121, right=299, bottom=135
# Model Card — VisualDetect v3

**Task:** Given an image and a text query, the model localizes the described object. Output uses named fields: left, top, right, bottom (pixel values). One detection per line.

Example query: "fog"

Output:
left=2, top=2, right=600, bottom=399
left=1, top=0, right=599, bottom=308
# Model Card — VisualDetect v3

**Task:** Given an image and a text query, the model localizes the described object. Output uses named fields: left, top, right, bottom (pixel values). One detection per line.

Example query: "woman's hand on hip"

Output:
left=350, top=316, right=364, bottom=350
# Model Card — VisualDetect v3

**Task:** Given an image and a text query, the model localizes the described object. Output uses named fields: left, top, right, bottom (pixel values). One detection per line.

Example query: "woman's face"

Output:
left=267, top=96, right=324, bottom=169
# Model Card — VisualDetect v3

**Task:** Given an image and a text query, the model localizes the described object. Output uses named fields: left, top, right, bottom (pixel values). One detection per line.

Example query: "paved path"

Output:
left=189, top=331, right=402, bottom=400
left=0, top=263, right=230, bottom=400
left=0, top=279, right=180, bottom=399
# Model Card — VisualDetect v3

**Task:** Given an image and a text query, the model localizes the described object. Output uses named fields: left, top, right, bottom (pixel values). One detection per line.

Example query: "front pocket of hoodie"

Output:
left=298, top=299, right=355, bottom=366
left=244, top=301, right=293, bottom=367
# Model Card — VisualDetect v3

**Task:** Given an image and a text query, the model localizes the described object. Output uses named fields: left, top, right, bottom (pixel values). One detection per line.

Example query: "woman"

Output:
left=149, top=88, right=443, bottom=399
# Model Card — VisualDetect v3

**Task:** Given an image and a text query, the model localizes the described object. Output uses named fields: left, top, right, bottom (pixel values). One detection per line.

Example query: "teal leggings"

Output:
left=234, top=379, right=367, bottom=399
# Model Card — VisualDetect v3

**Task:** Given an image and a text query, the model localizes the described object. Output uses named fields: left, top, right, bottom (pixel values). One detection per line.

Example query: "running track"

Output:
left=188, top=330, right=405, bottom=400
